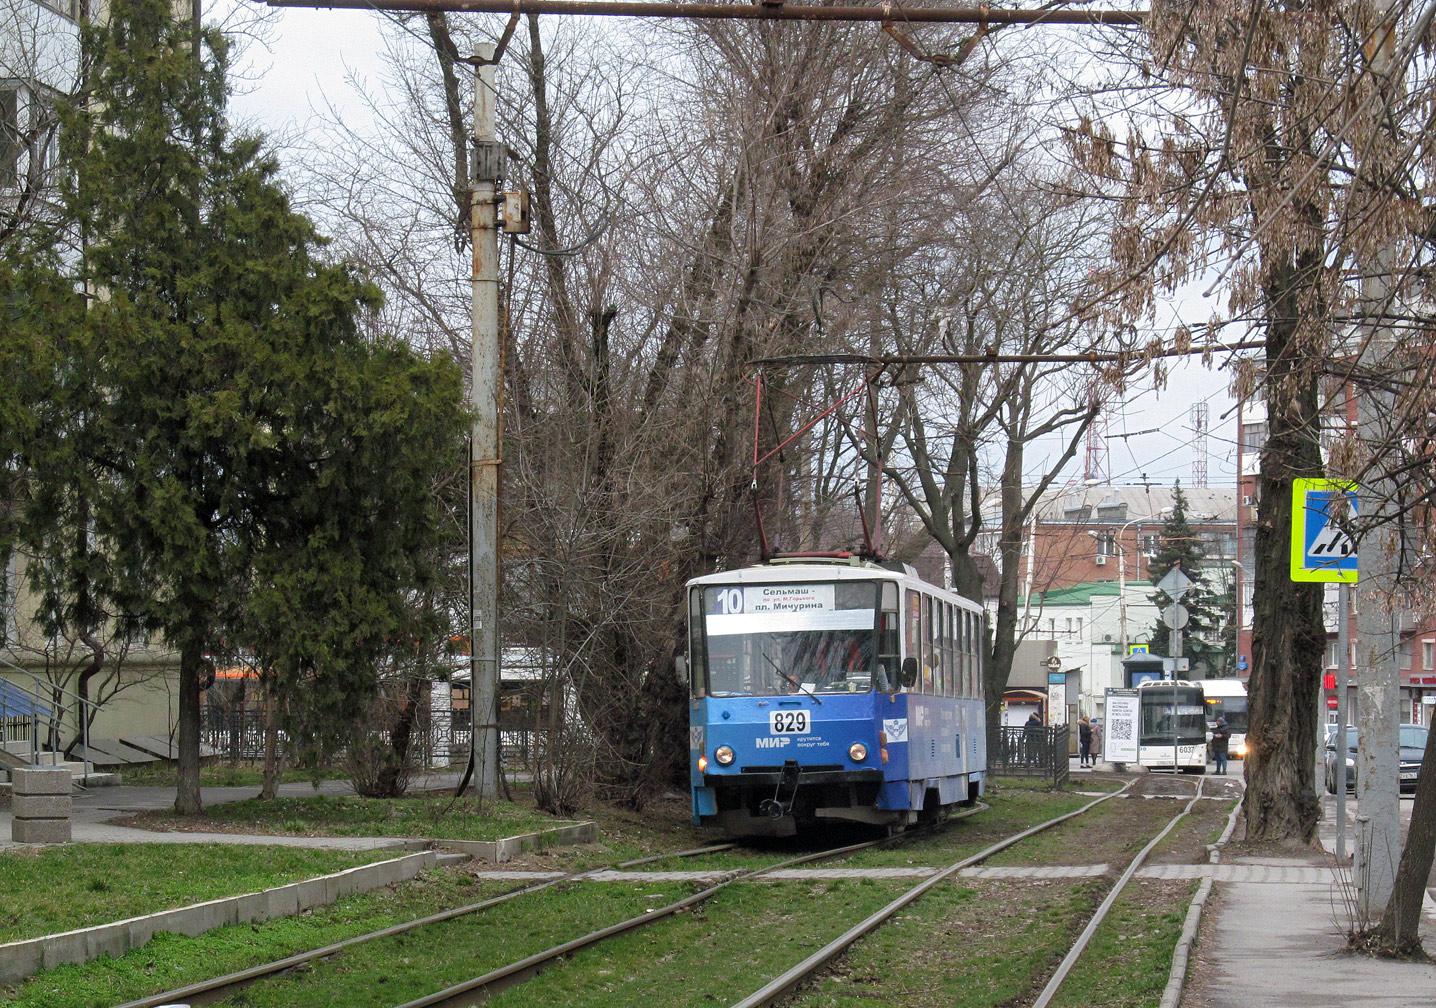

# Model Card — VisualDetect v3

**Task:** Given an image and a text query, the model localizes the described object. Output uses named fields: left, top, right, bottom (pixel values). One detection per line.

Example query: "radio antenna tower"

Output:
left=1192, top=402, right=1209, bottom=487
left=1084, top=391, right=1108, bottom=484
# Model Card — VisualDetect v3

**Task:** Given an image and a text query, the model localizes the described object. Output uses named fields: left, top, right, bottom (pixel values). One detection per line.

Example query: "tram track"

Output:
left=356, top=784, right=1136, bottom=1008
left=101, top=777, right=1229, bottom=1008
left=734, top=774, right=1224, bottom=1008
left=385, top=807, right=994, bottom=1008
left=107, top=821, right=957, bottom=1008
left=106, top=842, right=740, bottom=1008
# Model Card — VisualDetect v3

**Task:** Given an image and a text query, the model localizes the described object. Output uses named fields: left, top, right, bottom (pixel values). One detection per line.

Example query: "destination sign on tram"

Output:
left=704, top=583, right=875, bottom=636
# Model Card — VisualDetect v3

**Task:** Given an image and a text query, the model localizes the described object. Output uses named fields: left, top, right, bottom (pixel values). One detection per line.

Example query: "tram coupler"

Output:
left=759, top=759, right=803, bottom=819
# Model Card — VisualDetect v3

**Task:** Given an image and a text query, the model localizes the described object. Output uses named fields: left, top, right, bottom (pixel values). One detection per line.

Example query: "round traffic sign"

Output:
left=1161, top=603, right=1190, bottom=630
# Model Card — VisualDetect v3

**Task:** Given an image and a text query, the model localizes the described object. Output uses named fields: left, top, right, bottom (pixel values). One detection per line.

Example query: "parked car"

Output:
left=1324, top=723, right=1428, bottom=794
left=1324, top=723, right=1355, bottom=748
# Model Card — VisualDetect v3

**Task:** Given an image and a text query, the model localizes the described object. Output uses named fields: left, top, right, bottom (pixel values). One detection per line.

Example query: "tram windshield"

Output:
left=1139, top=686, right=1208, bottom=746
left=699, top=581, right=882, bottom=696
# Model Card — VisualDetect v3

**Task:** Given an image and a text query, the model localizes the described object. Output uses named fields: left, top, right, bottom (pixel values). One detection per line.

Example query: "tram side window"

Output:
left=907, top=588, right=919, bottom=692
left=918, top=594, right=930, bottom=692
left=878, top=582, right=900, bottom=692
left=927, top=597, right=940, bottom=695
left=930, top=597, right=941, bottom=694
left=688, top=588, right=706, bottom=697
left=936, top=600, right=947, bottom=694
left=963, top=610, right=974, bottom=697
left=942, top=604, right=955, bottom=697
left=957, top=609, right=968, bottom=697
left=933, top=602, right=944, bottom=696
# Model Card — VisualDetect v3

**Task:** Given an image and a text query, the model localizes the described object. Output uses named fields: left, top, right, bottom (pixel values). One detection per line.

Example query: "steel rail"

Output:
left=106, top=842, right=737, bottom=1008
left=266, top=0, right=1147, bottom=24
left=727, top=779, right=1138, bottom=1008
left=1031, top=775, right=1207, bottom=1008
left=387, top=809, right=988, bottom=1008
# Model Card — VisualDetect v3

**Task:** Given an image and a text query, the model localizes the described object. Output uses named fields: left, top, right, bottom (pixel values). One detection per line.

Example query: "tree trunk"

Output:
left=983, top=434, right=1029, bottom=735
left=260, top=681, right=280, bottom=800
left=175, top=637, right=205, bottom=814
left=67, top=630, right=104, bottom=759
left=1365, top=725, right=1436, bottom=955
left=374, top=675, right=425, bottom=798
left=1243, top=259, right=1326, bottom=842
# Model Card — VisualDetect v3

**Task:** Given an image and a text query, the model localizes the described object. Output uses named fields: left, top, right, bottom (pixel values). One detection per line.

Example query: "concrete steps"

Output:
left=0, top=759, right=120, bottom=790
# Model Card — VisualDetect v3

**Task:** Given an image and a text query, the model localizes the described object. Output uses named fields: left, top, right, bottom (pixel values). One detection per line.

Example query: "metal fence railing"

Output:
left=987, top=725, right=1070, bottom=790
left=0, top=659, right=94, bottom=783
left=198, top=706, right=545, bottom=770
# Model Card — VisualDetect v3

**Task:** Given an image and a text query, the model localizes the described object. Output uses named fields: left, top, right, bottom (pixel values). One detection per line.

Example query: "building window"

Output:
left=31, top=0, right=83, bottom=19
left=1200, top=531, right=1236, bottom=558
left=0, top=81, right=60, bottom=191
left=1241, top=421, right=1268, bottom=455
left=1424, top=640, right=1434, bottom=671
left=1096, top=532, right=1116, bottom=558
left=0, top=550, right=13, bottom=646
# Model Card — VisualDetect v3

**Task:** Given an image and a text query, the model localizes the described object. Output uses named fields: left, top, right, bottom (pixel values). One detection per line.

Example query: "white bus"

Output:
left=1195, top=678, right=1248, bottom=760
left=1137, top=680, right=1209, bottom=773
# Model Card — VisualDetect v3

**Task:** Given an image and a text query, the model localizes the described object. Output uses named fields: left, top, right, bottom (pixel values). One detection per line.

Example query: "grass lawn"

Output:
left=2, top=868, right=518, bottom=1008
left=125, top=794, right=581, bottom=841
left=0, top=844, right=396, bottom=942
left=114, top=763, right=353, bottom=788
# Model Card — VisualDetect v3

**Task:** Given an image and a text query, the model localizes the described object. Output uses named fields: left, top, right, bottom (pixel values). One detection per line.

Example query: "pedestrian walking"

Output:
left=1090, top=718, right=1103, bottom=766
left=1210, top=717, right=1231, bottom=775
left=1078, top=716, right=1094, bottom=767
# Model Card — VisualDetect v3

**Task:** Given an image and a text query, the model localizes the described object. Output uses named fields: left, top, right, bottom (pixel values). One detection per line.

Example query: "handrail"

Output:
left=0, top=654, right=93, bottom=785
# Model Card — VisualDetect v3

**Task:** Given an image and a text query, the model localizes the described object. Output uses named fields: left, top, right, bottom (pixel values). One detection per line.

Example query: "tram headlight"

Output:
left=848, top=742, right=868, bottom=762
left=697, top=756, right=709, bottom=773
left=714, top=745, right=735, bottom=765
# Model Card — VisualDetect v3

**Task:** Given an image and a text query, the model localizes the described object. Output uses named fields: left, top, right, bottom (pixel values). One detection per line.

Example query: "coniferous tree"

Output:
left=1145, top=485, right=1226, bottom=675
left=31, top=0, right=464, bottom=813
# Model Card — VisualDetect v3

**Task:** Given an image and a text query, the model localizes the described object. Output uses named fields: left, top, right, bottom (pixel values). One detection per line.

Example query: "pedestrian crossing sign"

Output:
left=1290, top=479, right=1358, bottom=583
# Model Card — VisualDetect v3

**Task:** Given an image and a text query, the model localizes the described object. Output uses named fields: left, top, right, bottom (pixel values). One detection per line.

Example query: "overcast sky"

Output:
left=224, top=7, right=1241, bottom=490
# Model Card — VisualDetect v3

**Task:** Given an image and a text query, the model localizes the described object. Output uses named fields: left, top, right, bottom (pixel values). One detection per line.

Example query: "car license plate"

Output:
left=1400, top=771, right=1418, bottom=780
left=770, top=710, right=810, bottom=734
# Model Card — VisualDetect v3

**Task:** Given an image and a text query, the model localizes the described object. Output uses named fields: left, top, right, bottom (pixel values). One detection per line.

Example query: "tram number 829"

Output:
left=770, top=711, right=810, bottom=733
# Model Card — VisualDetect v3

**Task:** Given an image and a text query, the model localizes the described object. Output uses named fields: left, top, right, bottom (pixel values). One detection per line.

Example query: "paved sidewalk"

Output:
left=0, top=772, right=468, bottom=850
left=1180, top=785, right=1436, bottom=1008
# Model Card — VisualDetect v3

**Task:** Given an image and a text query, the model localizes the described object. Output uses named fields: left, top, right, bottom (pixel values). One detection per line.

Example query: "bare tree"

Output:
left=856, top=182, right=1118, bottom=730
left=1061, top=12, right=1436, bottom=938
left=294, top=14, right=1121, bottom=805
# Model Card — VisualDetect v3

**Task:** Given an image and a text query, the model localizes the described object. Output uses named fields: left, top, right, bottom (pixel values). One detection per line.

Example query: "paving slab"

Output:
left=1190, top=881, right=1436, bottom=1008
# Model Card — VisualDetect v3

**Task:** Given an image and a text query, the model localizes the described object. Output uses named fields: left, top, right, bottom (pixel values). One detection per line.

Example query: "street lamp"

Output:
left=1091, top=508, right=1171, bottom=655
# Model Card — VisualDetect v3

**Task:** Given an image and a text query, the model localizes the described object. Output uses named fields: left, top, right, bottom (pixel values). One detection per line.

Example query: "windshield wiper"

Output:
left=763, top=653, right=821, bottom=704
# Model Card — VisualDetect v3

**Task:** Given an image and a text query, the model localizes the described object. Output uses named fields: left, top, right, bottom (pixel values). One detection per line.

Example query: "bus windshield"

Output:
left=700, top=582, right=882, bottom=696
left=1140, top=687, right=1208, bottom=745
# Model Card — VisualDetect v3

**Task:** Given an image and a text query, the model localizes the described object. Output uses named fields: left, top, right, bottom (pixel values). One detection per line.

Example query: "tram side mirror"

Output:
left=674, top=653, right=688, bottom=682
left=900, top=657, right=918, bottom=689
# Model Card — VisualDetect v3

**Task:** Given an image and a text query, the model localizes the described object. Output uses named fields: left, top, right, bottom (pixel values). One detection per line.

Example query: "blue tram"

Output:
left=686, top=557, right=987, bottom=836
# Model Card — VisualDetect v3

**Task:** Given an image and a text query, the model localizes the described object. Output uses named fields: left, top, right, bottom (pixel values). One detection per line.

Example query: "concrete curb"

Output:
left=429, top=821, right=597, bottom=862
left=0, top=850, right=461, bottom=984
left=1159, top=787, right=1244, bottom=1008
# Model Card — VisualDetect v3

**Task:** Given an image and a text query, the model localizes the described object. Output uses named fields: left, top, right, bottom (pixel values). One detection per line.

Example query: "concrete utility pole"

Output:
left=469, top=42, right=501, bottom=800
left=1353, top=4, right=1401, bottom=922
left=1335, top=581, right=1351, bottom=862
